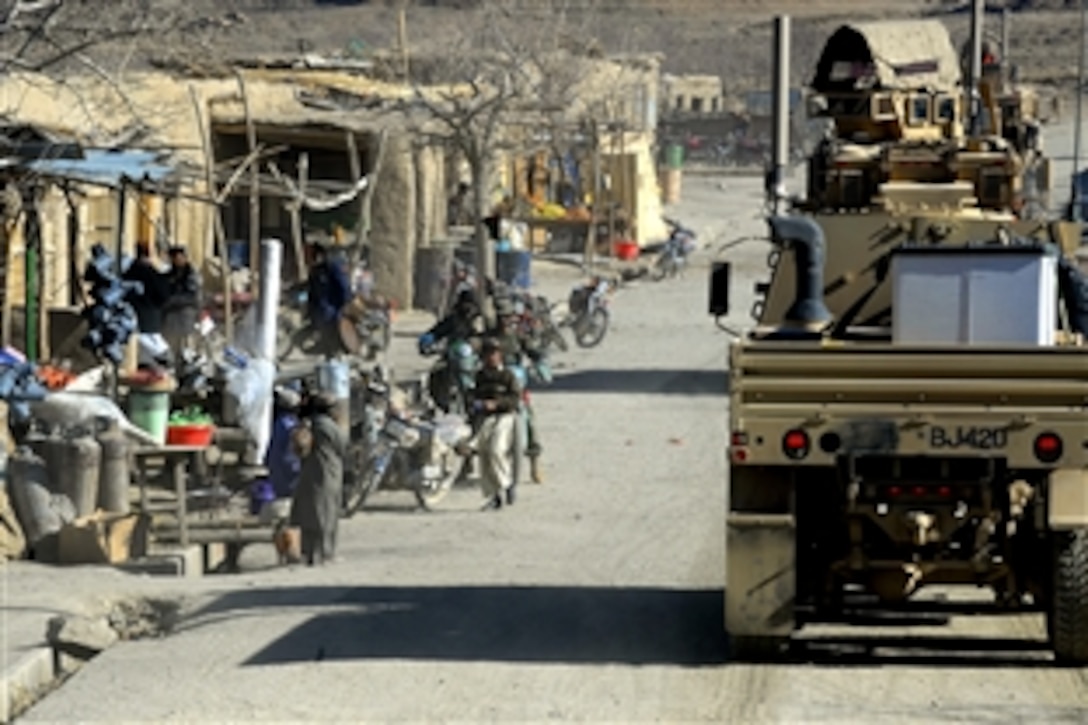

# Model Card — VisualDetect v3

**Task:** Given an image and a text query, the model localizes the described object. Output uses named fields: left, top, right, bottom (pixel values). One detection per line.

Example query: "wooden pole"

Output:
left=235, top=69, right=261, bottom=274
left=398, top=7, right=410, bottom=81
left=345, top=130, right=363, bottom=257
left=289, top=152, right=309, bottom=284
left=189, top=84, right=233, bottom=344
left=22, top=184, right=40, bottom=362
left=347, top=128, right=387, bottom=267
left=584, top=120, right=600, bottom=273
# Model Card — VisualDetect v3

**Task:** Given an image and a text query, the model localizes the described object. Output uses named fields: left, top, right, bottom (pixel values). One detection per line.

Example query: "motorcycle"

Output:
left=562, top=277, right=613, bottom=348
left=419, top=335, right=478, bottom=416
left=650, top=219, right=697, bottom=281
left=277, top=284, right=392, bottom=362
left=342, top=376, right=471, bottom=515
left=524, top=294, right=568, bottom=354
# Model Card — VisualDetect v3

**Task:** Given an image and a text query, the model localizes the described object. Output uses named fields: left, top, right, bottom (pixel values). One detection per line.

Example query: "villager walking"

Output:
left=491, top=298, right=547, bottom=483
left=471, top=338, right=521, bottom=510
left=290, top=393, right=346, bottom=564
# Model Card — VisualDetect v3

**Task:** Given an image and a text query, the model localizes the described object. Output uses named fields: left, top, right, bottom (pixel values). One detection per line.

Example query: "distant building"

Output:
left=662, top=74, right=724, bottom=116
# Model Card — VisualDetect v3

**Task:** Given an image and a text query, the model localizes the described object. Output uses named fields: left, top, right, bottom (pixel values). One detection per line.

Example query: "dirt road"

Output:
left=21, top=173, right=1088, bottom=722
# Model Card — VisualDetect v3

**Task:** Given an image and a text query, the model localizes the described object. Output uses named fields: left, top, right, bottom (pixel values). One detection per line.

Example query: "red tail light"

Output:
left=730, top=431, right=749, bottom=464
left=937, top=485, right=953, bottom=497
left=1033, top=432, right=1063, bottom=463
left=782, top=429, right=810, bottom=460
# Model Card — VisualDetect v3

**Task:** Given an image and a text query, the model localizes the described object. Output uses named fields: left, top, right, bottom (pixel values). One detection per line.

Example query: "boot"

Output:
left=530, top=456, right=544, bottom=484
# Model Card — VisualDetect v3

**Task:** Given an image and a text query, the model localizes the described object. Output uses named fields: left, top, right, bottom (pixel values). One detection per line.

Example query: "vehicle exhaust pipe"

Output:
left=967, top=0, right=984, bottom=136
left=767, top=15, right=791, bottom=213
left=767, top=215, right=832, bottom=332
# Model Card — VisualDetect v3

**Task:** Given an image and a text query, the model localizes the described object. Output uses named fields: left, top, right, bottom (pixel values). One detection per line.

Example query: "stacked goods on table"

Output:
left=166, top=406, right=215, bottom=447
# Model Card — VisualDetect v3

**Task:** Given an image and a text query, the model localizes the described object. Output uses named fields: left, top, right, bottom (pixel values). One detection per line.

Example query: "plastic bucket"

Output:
left=496, top=250, right=532, bottom=289
left=127, top=390, right=170, bottom=445
left=317, top=360, right=351, bottom=402
left=166, top=424, right=215, bottom=447
left=613, top=241, right=640, bottom=261
left=665, top=143, right=684, bottom=170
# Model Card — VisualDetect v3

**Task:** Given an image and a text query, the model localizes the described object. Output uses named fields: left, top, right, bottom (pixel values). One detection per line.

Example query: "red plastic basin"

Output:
left=613, top=241, right=639, bottom=261
left=166, top=424, right=216, bottom=447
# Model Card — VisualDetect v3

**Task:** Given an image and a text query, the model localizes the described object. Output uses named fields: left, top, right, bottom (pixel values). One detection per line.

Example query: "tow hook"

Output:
left=906, top=511, right=936, bottom=546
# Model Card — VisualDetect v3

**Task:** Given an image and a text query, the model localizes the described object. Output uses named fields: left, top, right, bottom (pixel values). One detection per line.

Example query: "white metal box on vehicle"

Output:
left=891, top=246, right=1058, bottom=346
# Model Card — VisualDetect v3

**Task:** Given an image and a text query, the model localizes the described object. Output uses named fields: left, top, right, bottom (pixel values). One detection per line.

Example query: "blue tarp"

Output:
left=23, top=148, right=177, bottom=189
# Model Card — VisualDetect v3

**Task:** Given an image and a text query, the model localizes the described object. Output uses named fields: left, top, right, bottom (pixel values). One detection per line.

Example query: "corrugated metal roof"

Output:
left=812, top=20, right=960, bottom=93
left=21, top=148, right=178, bottom=189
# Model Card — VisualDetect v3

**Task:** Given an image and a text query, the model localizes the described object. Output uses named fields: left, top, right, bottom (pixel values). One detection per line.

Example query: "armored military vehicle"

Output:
left=753, top=18, right=1080, bottom=329
left=710, top=16, right=1088, bottom=663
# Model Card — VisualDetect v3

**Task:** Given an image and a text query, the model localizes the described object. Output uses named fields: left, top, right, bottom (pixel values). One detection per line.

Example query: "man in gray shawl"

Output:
left=290, top=392, right=346, bottom=565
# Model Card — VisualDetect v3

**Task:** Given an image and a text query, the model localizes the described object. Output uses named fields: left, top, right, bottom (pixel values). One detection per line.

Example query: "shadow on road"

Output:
left=174, top=584, right=1066, bottom=670
left=181, top=585, right=728, bottom=667
left=537, top=369, right=726, bottom=396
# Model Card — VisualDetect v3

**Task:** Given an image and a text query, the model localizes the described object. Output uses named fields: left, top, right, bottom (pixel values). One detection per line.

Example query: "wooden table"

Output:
left=132, top=445, right=208, bottom=548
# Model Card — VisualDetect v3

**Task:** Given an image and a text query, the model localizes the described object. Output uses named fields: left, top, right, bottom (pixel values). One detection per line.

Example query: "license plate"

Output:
left=421, top=464, right=442, bottom=479
left=928, top=426, right=1009, bottom=450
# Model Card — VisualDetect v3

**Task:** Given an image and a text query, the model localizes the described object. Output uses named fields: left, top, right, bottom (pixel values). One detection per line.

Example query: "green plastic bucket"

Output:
left=127, top=390, right=170, bottom=445
left=665, top=143, right=684, bottom=169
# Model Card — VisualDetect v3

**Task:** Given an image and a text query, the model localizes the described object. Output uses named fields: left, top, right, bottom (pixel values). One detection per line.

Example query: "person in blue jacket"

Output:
left=267, top=386, right=302, bottom=499
left=306, top=243, right=351, bottom=358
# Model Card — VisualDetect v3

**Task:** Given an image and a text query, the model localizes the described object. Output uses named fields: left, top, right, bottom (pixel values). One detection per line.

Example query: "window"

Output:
left=935, top=95, right=956, bottom=122
left=871, top=94, right=896, bottom=120
left=675, top=95, right=685, bottom=110
left=691, top=97, right=704, bottom=113
left=711, top=97, right=720, bottom=112
left=908, top=95, right=930, bottom=125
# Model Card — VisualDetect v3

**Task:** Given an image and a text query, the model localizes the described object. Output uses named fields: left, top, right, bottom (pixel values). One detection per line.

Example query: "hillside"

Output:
left=44, top=1, right=1088, bottom=96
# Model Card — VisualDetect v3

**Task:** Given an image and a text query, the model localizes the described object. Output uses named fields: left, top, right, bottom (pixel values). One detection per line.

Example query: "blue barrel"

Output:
left=496, top=250, right=531, bottom=289
left=227, top=241, right=249, bottom=270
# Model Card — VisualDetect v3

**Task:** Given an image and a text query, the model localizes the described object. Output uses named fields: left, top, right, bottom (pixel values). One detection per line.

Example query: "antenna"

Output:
left=1073, top=0, right=1086, bottom=221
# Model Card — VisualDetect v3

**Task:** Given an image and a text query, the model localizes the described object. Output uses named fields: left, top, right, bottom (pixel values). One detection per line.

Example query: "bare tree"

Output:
left=391, top=4, right=542, bottom=289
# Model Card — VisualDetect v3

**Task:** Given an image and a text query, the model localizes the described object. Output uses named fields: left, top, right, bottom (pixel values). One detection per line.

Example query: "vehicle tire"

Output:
left=650, top=258, right=669, bottom=282
left=344, top=450, right=391, bottom=518
left=277, top=316, right=299, bottom=361
left=414, top=450, right=462, bottom=510
left=1050, top=528, right=1088, bottom=663
left=727, top=635, right=789, bottom=662
left=574, top=308, right=609, bottom=348
left=544, top=323, right=568, bottom=353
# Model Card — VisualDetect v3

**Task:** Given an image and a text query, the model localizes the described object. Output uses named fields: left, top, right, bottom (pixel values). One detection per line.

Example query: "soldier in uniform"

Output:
left=491, top=297, right=547, bottom=484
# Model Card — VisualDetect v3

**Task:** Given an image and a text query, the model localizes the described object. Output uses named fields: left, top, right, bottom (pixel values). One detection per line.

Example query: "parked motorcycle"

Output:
left=650, top=219, right=697, bottom=281
left=419, top=335, right=478, bottom=416
left=342, top=376, right=470, bottom=515
left=562, top=277, right=613, bottom=348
